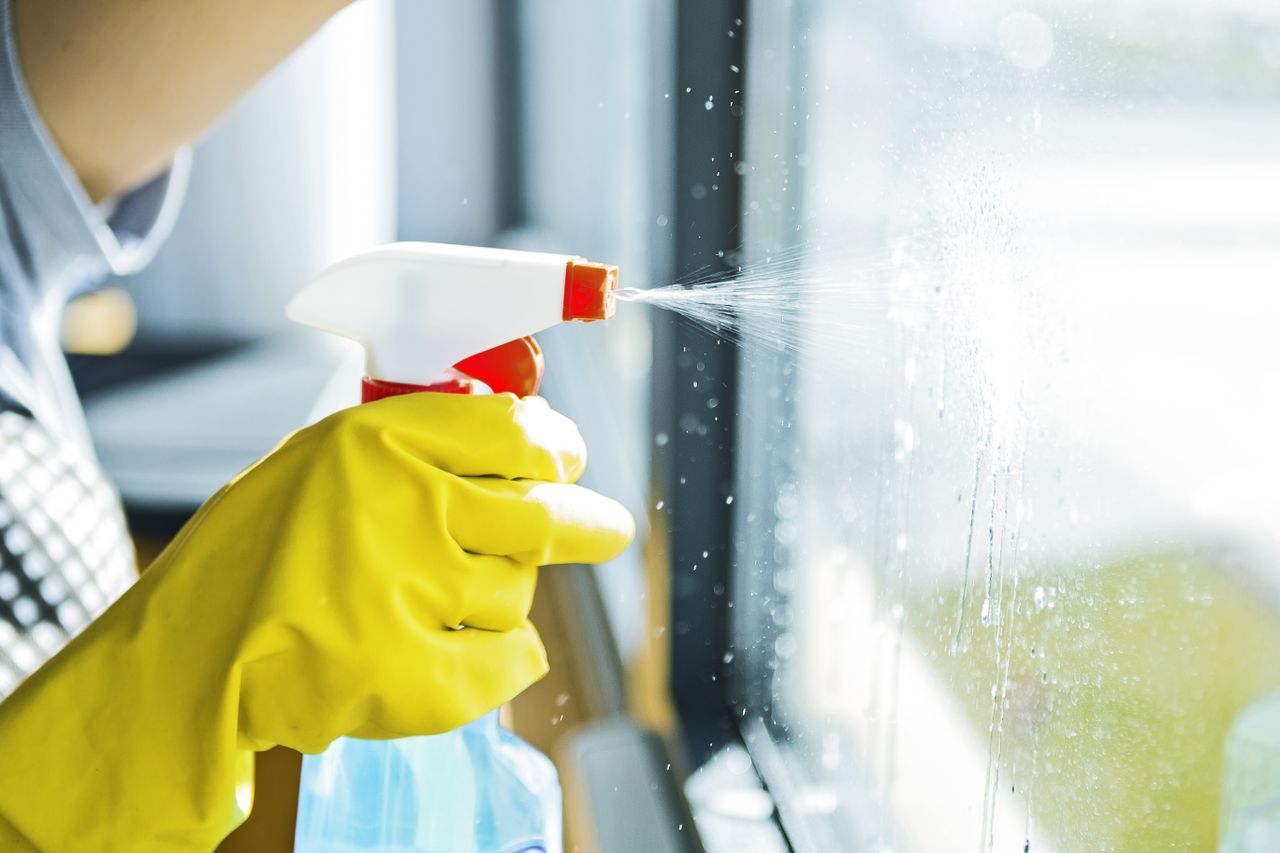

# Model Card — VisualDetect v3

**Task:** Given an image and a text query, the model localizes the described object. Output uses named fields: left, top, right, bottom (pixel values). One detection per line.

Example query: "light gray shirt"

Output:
left=0, top=0, right=187, bottom=694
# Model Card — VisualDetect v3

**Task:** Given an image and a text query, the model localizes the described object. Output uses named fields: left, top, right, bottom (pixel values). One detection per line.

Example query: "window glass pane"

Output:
left=737, top=1, right=1280, bottom=850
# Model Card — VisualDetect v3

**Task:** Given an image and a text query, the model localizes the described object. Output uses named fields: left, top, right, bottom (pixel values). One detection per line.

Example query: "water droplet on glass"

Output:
left=997, top=11, right=1055, bottom=71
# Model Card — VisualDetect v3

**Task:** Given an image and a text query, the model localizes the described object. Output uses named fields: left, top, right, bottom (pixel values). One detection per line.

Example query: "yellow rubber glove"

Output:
left=0, top=393, right=633, bottom=852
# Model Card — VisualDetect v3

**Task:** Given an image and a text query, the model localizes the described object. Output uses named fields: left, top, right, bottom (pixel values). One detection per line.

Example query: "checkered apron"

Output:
left=0, top=408, right=134, bottom=696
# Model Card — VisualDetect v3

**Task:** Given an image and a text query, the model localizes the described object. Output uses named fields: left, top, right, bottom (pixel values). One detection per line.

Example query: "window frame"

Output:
left=652, top=0, right=747, bottom=763
left=653, top=0, right=837, bottom=850
left=656, top=0, right=880, bottom=849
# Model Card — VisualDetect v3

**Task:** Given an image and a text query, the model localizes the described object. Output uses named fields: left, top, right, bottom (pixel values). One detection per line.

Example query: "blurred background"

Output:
left=64, top=0, right=1280, bottom=851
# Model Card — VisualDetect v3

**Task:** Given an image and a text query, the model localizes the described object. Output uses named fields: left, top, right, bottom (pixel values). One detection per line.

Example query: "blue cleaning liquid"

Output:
left=294, top=711, right=561, bottom=853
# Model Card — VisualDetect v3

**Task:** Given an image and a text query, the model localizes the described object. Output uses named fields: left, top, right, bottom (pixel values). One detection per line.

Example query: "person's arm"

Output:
left=13, top=0, right=352, bottom=202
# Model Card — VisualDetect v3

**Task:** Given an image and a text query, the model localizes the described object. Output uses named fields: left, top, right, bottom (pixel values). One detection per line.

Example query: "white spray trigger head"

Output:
left=287, top=242, right=584, bottom=386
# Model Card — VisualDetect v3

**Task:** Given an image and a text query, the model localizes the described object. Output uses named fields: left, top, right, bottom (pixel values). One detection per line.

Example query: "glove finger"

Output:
left=364, top=393, right=587, bottom=483
left=457, top=554, right=537, bottom=633
left=354, top=620, right=549, bottom=738
left=447, top=477, right=635, bottom=565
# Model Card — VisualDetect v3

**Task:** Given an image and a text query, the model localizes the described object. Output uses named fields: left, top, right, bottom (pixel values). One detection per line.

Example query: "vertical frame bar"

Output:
left=652, top=0, right=749, bottom=763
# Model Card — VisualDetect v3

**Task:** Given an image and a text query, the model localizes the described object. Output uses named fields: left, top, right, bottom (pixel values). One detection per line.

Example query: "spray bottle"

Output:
left=286, top=242, right=618, bottom=853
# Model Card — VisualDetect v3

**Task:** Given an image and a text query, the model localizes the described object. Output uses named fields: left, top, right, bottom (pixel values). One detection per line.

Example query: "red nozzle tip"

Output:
left=563, top=259, right=618, bottom=322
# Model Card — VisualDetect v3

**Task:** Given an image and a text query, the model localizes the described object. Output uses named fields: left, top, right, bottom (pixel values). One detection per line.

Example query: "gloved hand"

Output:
left=0, top=393, right=633, bottom=852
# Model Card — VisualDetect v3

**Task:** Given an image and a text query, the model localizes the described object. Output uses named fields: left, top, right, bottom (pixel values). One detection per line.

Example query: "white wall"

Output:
left=116, top=0, right=397, bottom=340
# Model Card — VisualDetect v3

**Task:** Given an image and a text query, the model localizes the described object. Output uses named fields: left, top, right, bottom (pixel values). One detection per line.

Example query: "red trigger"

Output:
left=453, top=336, right=545, bottom=397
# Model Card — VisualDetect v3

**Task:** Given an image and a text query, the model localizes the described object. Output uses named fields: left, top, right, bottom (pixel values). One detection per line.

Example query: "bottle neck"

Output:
left=360, top=371, right=480, bottom=403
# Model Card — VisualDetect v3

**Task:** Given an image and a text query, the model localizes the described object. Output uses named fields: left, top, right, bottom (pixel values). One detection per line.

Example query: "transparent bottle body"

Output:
left=295, top=711, right=562, bottom=853
left=1220, top=690, right=1280, bottom=853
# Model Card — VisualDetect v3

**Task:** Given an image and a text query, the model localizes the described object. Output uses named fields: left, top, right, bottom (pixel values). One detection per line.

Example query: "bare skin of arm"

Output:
left=13, top=0, right=354, bottom=202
